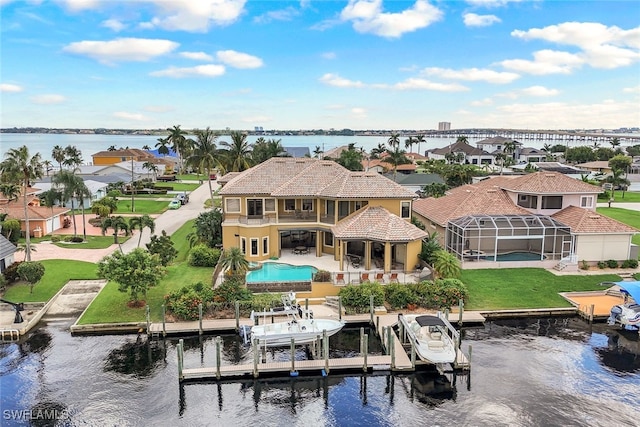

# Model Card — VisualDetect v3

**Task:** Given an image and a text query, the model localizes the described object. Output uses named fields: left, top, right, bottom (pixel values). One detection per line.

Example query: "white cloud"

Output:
left=253, top=6, right=300, bottom=24
left=422, top=67, right=519, bottom=84
left=351, top=107, right=367, bottom=119
left=0, top=83, right=23, bottom=92
left=144, top=105, right=174, bottom=113
left=60, top=0, right=100, bottom=12
left=180, top=51, right=214, bottom=61
left=465, top=0, right=526, bottom=7
left=150, top=64, right=226, bottom=78
left=321, top=52, right=337, bottom=60
left=216, top=50, right=263, bottom=69
left=241, top=115, right=271, bottom=123
left=392, top=78, right=469, bottom=92
left=521, top=85, right=559, bottom=97
left=623, top=85, right=640, bottom=94
left=101, top=19, right=126, bottom=32
left=319, top=73, right=365, bottom=88
left=499, top=49, right=584, bottom=75
left=340, top=0, right=443, bottom=38
left=141, top=0, right=247, bottom=32
left=470, top=97, right=493, bottom=107
left=31, top=94, right=66, bottom=104
left=512, top=22, right=640, bottom=69
left=113, top=111, right=147, bottom=121
left=463, top=13, right=500, bottom=27
left=63, top=38, right=178, bottom=63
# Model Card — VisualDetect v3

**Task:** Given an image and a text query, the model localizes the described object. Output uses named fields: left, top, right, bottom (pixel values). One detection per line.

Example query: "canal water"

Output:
left=1, top=317, right=638, bottom=426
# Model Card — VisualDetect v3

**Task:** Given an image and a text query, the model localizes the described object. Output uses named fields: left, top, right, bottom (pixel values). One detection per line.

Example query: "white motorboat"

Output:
left=608, top=281, right=640, bottom=331
left=403, top=314, right=457, bottom=364
left=245, top=293, right=345, bottom=347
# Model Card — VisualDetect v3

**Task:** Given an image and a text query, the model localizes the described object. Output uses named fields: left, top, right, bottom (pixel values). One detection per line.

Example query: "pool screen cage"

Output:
left=446, top=214, right=572, bottom=262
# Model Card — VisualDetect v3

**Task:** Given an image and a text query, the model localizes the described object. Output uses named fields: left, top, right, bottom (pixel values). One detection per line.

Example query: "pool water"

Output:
left=482, top=251, right=546, bottom=261
left=246, top=262, right=318, bottom=282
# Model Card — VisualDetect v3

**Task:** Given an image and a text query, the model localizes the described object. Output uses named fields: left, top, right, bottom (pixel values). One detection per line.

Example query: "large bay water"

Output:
left=1, top=316, right=638, bottom=426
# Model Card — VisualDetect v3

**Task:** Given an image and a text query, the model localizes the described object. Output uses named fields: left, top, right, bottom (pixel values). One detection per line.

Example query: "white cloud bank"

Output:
left=0, top=83, right=23, bottom=92
left=31, top=94, right=66, bottom=104
left=463, top=13, right=501, bottom=27
left=63, top=38, right=178, bottom=63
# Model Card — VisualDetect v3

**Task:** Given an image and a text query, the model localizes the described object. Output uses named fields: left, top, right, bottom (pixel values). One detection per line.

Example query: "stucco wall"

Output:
left=575, top=234, right=632, bottom=261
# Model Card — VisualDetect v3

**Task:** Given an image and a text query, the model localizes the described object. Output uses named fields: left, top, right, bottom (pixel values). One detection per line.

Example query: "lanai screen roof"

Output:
left=449, top=214, right=569, bottom=231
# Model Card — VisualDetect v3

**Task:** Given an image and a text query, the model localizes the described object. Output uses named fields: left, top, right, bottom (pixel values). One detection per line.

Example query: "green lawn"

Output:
left=162, top=182, right=201, bottom=192
left=176, top=173, right=204, bottom=181
left=460, top=268, right=621, bottom=310
left=116, top=199, right=169, bottom=215
left=53, top=235, right=123, bottom=249
left=133, top=193, right=175, bottom=199
left=596, top=207, right=640, bottom=246
left=77, top=262, right=213, bottom=324
left=598, top=191, right=640, bottom=203
left=171, top=219, right=195, bottom=263
left=3, top=260, right=98, bottom=302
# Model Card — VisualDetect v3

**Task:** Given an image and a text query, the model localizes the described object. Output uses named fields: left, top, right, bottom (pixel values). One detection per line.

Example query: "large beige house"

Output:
left=219, top=158, right=427, bottom=272
left=413, top=172, right=637, bottom=269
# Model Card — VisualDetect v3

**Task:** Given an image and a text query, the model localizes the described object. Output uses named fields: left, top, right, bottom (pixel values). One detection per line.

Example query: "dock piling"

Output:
left=146, top=305, right=150, bottom=336
left=235, top=301, right=240, bottom=331
left=162, top=304, right=166, bottom=337
left=458, top=299, right=464, bottom=326
left=198, top=303, right=203, bottom=335
left=252, top=339, right=259, bottom=378
left=290, top=338, right=296, bottom=374
left=323, top=330, right=329, bottom=374
left=177, top=339, right=184, bottom=381
left=338, top=297, right=342, bottom=321
left=369, top=295, right=374, bottom=325
left=589, top=304, right=595, bottom=324
left=216, top=336, right=221, bottom=379
left=363, top=334, right=368, bottom=372
left=359, top=327, right=364, bottom=355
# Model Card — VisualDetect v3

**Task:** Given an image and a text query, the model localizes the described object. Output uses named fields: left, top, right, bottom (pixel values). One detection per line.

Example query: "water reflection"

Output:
left=103, top=334, right=166, bottom=378
left=593, top=329, right=640, bottom=373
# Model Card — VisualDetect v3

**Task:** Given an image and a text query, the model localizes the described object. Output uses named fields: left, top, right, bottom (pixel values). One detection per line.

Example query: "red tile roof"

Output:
left=5, top=204, right=70, bottom=220
left=331, top=206, right=427, bottom=242
left=499, top=171, right=601, bottom=194
left=552, top=206, right=638, bottom=234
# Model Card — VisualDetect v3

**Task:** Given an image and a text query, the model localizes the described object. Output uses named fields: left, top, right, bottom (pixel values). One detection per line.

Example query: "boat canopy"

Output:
left=614, top=281, right=640, bottom=304
left=415, top=315, right=446, bottom=327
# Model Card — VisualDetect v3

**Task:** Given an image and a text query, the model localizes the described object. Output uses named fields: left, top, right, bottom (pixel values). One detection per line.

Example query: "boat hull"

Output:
left=251, top=318, right=345, bottom=347
left=404, top=315, right=457, bottom=364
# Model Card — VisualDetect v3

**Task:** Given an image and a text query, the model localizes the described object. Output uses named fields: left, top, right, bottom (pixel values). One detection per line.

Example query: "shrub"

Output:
left=313, top=270, right=331, bottom=282
left=212, top=277, right=252, bottom=303
left=251, top=293, right=285, bottom=311
left=418, top=278, right=468, bottom=310
left=384, top=283, right=418, bottom=310
left=63, top=236, right=74, bottom=242
left=188, top=245, right=221, bottom=267
left=580, top=260, right=589, bottom=270
left=146, top=231, right=177, bottom=266
left=164, top=282, right=214, bottom=320
left=338, top=282, right=384, bottom=312
left=3, top=261, right=23, bottom=283
left=621, top=259, right=639, bottom=269
left=606, top=259, right=618, bottom=269
left=597, top=261, right=606, bottom=269
left=50, top=235, right=61, bottom=242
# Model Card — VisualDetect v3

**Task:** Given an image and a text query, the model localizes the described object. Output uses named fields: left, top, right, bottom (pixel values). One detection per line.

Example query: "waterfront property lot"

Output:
left=3, top=260, right=98, bottom=302
left=157, top=182, right=201, bottom=192
left=115, top=199, right=169, bottom=214
left=601, top=191, right=640, bottom=203
left=461, top=268, right=621, bottom=310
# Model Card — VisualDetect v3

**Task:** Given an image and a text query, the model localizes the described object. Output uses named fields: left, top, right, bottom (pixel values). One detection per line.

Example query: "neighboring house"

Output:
left=3, top=203, right=70, bottom=236
left=517, top=147, right=546, bottom=164
left=366, top=158, right=417, bottom=174
left=382, top=173, right=445, bottom=195
left=511, top=162, right=589, bottom=177
left=34, top=179, right=108, bottom=208
left=219, top=157, right=427, bottom=272
left=0, top=235, right=16, bottom=273
left=413, top=172, right=636, bottom=267
left=575, top=161, right=613, bottom=174
left=476, top=136, right=523, bottom=161
left=92, top=149, right=175, bottom=173
left=428, top=140, right=494, bottom=166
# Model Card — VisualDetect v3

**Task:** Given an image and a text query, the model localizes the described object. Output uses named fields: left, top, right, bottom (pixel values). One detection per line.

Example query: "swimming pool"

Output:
left=246, top=262, right=318, bottom=283
left=482, top=252, right=546, bottom=261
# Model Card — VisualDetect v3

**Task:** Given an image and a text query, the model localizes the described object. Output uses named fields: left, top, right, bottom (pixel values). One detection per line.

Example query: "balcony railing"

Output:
left=223, top=213, right=338, bottom=225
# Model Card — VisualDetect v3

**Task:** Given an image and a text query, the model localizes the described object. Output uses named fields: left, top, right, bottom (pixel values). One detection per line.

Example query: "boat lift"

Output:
left=0, top=298, right=25, bottom=324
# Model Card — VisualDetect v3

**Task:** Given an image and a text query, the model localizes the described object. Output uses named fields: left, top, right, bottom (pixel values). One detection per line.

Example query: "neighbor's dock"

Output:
left=177, top=310, right=475, bottom=382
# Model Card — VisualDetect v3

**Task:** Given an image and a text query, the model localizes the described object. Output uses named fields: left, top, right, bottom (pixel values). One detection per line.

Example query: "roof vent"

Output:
left=588, top=215, right=601, bottom=220
left=544, top=174, right=555, bottom=177
left=487, top=189, right=497, bottom=193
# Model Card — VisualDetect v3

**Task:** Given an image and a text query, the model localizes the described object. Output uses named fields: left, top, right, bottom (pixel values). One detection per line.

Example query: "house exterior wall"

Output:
left=505, top=191, right=597, bottom=214
left=575, top=234, right=632, bottom=261
left=93, top=156, right=130, bottom=165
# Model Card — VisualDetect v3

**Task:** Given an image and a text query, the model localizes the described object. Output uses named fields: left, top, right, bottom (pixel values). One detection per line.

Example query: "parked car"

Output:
left=168, top=199, right=181, bottom=210
left=176, top=192, right=189, bottom=205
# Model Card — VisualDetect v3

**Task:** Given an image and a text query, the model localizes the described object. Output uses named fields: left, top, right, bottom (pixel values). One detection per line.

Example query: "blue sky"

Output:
left=1, top=0, right=639, bottom=131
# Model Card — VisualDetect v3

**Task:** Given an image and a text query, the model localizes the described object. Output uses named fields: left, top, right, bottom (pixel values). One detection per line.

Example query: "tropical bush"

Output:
left=251, top=293, right=285, bottom=311
left=50, top=235, right=61, bottom=242
left=146, top=231, right=177, bottom=266
left=622, top=259, right=639, bottom=269
left=606, top=259, right=618, bottom=269
left=188, top=245, right=221, bottom=267
left=63, top=236, right=84, bottom=243
left=338, top=282, right=384, bottom=313
left=212, top=276, right=252, bottom=303
left=384, top=283, right=419, bottom=310
left=420, top=278, right=468, bottom=310
left=597, top=261, right=607, bottom=269
left=164, top=281, right=214, bottom=320
left=313, top=270, right=331, bottom=282
left=2, top=261, right=23, bottom=283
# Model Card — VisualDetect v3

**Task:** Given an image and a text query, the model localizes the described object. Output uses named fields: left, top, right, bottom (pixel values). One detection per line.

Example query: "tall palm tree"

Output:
left=166, top=125, right=191, bottom=172
left=129, top=214, right=155, bottom=247
left=220, top=131, right=253, bottom=172
left=187, top=127, right=222, bottom=202
left=385, top=147, right=411, bottom=180
left=415, top=134, right=426, bottom=156
left=155, top=137, right=170, bottom=156
left=0, top=146, right=43, bottom=261
left=42, top=160, right=53, bottom=177
left=370, top=142, right=386, bottom=159
left=609, top=137, right=621, bottom=149
left=313, top=146, right=324, bottom=159
left=63, top=145, right=83, bottom=170
left=455, top=136, right=469, bottom=145
left=52, top=145, right=65, bottom=174
left=503, top=141, right=517, bottom=163
left=404, top=136, right=416, bottom=153
left=387, top=132, right=401, bottom=150
left=142, top=161, right=158, bottom=181
left=219, top=247, right=249, bottom=274
left=53, top=170, right=87, bottom=238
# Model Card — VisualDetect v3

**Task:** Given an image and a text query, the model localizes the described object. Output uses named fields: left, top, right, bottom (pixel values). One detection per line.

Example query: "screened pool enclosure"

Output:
left=446, top=214, right=573, bottom=262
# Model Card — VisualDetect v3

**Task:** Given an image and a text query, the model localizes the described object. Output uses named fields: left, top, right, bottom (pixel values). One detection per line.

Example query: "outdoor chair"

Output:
left=335, top=273, right=345, bottom=285
left=360, top=273, right=370, bottom=283
left=388, top=273, right=399, bottom=284
left=375, top=273, right=385, bottom=283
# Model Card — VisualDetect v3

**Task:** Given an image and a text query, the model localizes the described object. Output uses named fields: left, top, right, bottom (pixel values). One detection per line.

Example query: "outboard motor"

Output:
left=608, top=305, right=623, bottom=325
left=239, top=325, right=252, bottom=344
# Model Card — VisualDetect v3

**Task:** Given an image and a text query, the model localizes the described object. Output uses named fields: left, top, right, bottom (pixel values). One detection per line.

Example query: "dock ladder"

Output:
left=1, top=329, right=20, bottom=341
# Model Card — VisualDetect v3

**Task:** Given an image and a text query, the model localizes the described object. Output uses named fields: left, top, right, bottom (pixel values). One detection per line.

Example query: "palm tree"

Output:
left=0, top=146, right=43, bottom=261
left=495, top=153, right=507, bottom=175
left=404, top=136, right=416, bottom=153
left=220, top=131, right=253, bottom=172
left=39, top=188, right=62, bottom=223
left=385, top=147, right=411, bottom=180
left=155, top=137, right=170, bottom=156
left=370, top=143, right=386, bottom=159
left=387, top=132, right=400, bottom=150
left=63, top=145, right=83, bottom=170
left=313, top=146, right=324, bottom=159
left=142, top=145, right=151, bottom=150
left=100, top=215, right=131, bottom=245
left=456, top=136, right=469, bottom=145
left=91, top=196, right=118, bottom=218
left=415, top=134, right=426, bottom=156
left=219, top=247, right=249, bottom=275
left=142, top=161, right=158, bottom=181
left=42, top=160, right=53, bottom=177
left=166, top=125, right=192, bottom=172
left=609, top=137, right=621, bottom=149
left=53, top=170, right=87, bottom=238
left=52, top=145, right=65, bottom=173
left=503, top=141, right=517, bottom=163
left=129, top=214, right=155, bottom=247
left=431, top=249, right=461, bottom=279
left=0, top=182, right=21, bottom=203
left=187, top=127, right=222, bottom=202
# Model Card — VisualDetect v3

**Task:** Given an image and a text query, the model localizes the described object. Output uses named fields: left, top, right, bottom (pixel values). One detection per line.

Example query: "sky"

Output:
left=1, top=0, right=639, bottom=131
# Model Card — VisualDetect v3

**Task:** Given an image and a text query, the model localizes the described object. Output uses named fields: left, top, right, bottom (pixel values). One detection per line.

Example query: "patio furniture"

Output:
left=388, top=273, right=399, bottom=284
left=335, top=273, right=345, bottom=285
left=351, top=256, right=361, bottom=268
left=375, top=273, right=385, bottom=282
left=360, top=273, right=370, bottom=283
left=294, top=246, right=307, bottom=255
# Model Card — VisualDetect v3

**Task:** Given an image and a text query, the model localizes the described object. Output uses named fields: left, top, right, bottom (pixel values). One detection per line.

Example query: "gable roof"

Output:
left=220, top=157, right=417, bottom=199
left=0, top=235, right=17, bottom=259
left=499, top=171, right=602, bottom=194
left=413, top=186, right=530, bottom=227
left=429, top=140, right=486, bottom=156
left=5, top=203, right=70, bottom=220
left=331, top=206, right=428, bottom=242
left=383, top=173, right=444, bottom=186
left=476, top=136, right=522, bottom=146
left=551, top=206, right=638, bottom=234
left=92, top=148, right=153, bottom=159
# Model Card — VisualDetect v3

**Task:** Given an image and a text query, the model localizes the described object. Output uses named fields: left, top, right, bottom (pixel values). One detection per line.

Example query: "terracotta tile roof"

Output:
left=331, top=206, right=428, bottom=242
left=429, top=140, right=486, bottom=156
left=218, top=172, right=241, bottom=185
left=499, top=171, right=601, bottom=194
left=5, top=203, right=70, bottom=220
left=413, top=187, right=530, bottom=226
left=552, top=206, right=638, bottom=234
left=575, top=161, right=611, bottom=169
left=92, top=148, right=152, bottom=158
left=220, top=157, right=416, bottom=199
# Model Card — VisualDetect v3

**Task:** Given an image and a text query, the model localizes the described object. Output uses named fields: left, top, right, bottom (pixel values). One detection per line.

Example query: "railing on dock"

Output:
left=0, top=329, right=20, bottom=341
